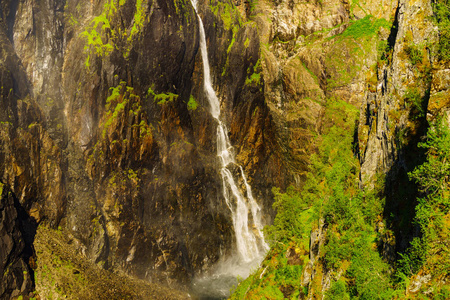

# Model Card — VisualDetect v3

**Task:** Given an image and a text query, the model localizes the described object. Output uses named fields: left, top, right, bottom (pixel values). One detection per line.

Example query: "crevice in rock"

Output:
left=387, top=0, right=401, bottom=50
left=13, top=192, right=37, bottom=288
left=4, top=0, right=19, bottom=43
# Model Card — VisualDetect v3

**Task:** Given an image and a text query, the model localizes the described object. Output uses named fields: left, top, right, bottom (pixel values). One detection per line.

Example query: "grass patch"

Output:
left=340, top=15, right=390, bottom=40
left=147, top=86, right=179, bottom=105
left=34, top=225, right=187, bottom=299
left=187, top=95, right=198, bottom=110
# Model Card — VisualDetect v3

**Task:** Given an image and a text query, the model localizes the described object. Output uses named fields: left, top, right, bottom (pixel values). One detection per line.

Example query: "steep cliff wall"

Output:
left=0, top=0, right=287, bottom=296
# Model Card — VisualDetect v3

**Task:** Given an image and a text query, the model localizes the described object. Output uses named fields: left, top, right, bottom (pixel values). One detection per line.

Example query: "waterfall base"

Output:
left=190, top=254, right=265, bottom=299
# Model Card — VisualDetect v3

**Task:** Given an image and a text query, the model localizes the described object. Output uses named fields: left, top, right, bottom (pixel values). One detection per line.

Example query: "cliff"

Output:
left=0, top=0, right=286, bottom=297
left=0, top=0, right=449, bottom=298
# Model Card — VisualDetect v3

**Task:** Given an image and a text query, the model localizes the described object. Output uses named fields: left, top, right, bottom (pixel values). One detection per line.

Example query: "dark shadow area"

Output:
left=380, top=0, right=431, bottom=261
left=382, top=115, right=428, bottom=260
left=13, top=193, right=38, bottom=284
left=387, top=1, right=401, bottom=50
left=5, top=0, right=19, bottom=43
left=0, top=185, right=37, bottom=298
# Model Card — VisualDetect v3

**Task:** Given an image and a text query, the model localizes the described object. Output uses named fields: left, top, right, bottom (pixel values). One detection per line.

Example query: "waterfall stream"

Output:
left=190, top=1, right=268, bottom=298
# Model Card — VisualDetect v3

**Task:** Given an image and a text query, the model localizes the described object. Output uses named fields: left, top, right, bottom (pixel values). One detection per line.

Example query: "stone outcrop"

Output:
left=358, top=0, right=437, bottom=186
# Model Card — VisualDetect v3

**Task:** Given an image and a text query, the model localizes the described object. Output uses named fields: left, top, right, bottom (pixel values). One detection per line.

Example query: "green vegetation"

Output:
left=209, top=1, right=240, bottom=31
left=129, top=0, right=144, bottom=40
left=154, top=93, right=178, bottom=105
left=187, top=95, right=198, bottom=110
left=245, top=72, right=261, bottom=85
left=80, top=0, right=118, bottom=67
left=245, top=59, right=261, bottom=86
left=399, top=117, right=450, bottom=281
left=210, top=0, right=243, bottom=76
left=147, top=87, right=179, bottom=105
left=377, top=39, right=391, bottom=62
left=404, top=44, right=423, bottom=65
left=232, top=99, right=394, bottom=299
left=227, top=36, right=236, bottom=55
left=66, top=14, right=79, bottom=27
left=127, top=169, right=138, bottom=181
left=125, top=0, right=146, bottom=56
left=247, top=0, right=258, bottom=16
left=104, top=83, right=129, bottom=134
left=340, top=15, right=390, bottom=40
left=233, top=101, right=450, bottom=298
left=350, top=0, right=367, bottom=16
left=100, top=82, right=152, bottom=141
left=325, top=16, right=390, bottom=89
left=244, top=37, right=250, bottom=48
left=231, top=241, right=305, bottom=299
left=80, top=0, right=149, bottom=65
left=432, top=0, right=450, bottom=61
left=404, top=88, right=427, bottom=119
left=308, top=100, right=393, bottom=299
left=266, top=187, right=313, bottom=247
left=222, top=29, right=239, bottom=76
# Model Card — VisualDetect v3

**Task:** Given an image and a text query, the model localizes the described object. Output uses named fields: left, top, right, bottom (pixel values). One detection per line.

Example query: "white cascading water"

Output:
left=190, top=1, right=269, bottom=298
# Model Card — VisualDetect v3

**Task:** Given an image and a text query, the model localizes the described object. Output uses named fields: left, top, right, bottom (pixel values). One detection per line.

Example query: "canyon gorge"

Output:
left=0, top=0, right=449, bottom=299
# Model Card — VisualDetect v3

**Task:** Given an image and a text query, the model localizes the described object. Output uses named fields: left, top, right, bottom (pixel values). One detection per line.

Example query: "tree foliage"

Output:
left=433, top=0, right=450, bottom=61
left=400, top=117, right=450, bottom=279
left=233, top=99, right=395, bottom=299
left=410, top=117, right=450, bottom=198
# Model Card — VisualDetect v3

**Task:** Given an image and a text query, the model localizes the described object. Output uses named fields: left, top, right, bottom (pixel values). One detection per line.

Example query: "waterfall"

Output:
left=189, top=1, right=268, bottom=297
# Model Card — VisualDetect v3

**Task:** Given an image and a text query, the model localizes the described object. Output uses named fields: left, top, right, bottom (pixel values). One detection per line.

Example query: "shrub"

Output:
left=404, top=88, right=426, bottom=118
left=404, top=44, right=423, bottom=65
left=325, top=279, right=350, bottom=300
left=187, top=95, right=198, bottom=110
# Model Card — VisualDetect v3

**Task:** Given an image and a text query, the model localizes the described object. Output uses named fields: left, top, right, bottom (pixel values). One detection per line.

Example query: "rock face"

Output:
left=356, top=0, right=438, bottom=256
left=0, top=0, right=287, bottom=294
left=0, top=186, right=35, bottom=299
left=250, top=0, right=395, bottom=185
left=358, top=0, right=437, bottom=185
